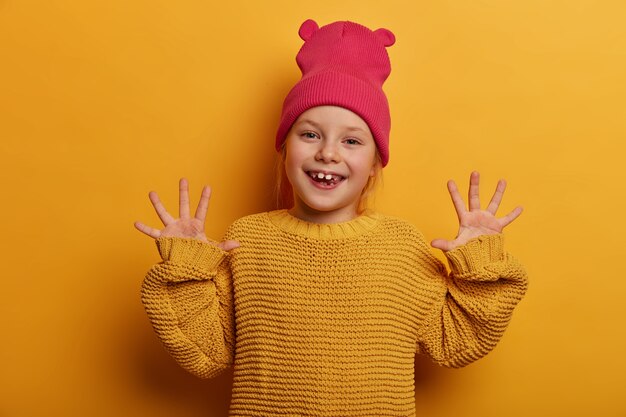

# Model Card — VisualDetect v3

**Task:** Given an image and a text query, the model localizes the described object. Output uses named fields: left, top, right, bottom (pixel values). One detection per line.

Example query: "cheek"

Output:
left=284, top=138, right=311, bottom=164
left=284, top=159, right=297, bottom=183
left=283, top=143, right=303, bottom=181
left=355, top=149, right=378, bottom=177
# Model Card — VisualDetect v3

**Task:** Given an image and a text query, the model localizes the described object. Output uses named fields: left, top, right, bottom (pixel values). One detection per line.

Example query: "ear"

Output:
left=370, top=157, right=382, bottom=177
left=280, top=140, right=288, bottom=161
left=299, top=19, right=319, bottom=41
left=374, top=28, right=395, bottom=47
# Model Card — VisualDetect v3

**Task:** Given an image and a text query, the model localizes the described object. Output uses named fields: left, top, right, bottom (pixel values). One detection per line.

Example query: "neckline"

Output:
left=266, top=209, right=381, bottom=240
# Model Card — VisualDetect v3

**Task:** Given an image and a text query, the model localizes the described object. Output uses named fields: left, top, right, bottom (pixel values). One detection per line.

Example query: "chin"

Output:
left=299, top=197, right=359, bottom=218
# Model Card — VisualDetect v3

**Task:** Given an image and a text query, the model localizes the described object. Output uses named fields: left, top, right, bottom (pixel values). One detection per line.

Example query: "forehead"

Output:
left=293, top=106, right=371, bottom=133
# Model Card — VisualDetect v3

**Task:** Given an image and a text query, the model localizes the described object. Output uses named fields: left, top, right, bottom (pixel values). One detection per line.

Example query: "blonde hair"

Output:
left=274, top=143, right=383, bottom=214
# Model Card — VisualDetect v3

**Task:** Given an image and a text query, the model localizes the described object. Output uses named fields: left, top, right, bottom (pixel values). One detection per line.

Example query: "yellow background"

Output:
left=1, top=0, right=624, bottom=416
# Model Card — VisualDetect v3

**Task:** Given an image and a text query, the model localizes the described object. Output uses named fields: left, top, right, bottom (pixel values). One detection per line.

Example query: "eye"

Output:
left=301, top=131, right=319, bottom=139
left=344, top=138, right=361, bottom=145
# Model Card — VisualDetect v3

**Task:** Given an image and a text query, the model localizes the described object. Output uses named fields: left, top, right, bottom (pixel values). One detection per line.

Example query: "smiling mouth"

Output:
left=307, top=171, right=345, bottom=187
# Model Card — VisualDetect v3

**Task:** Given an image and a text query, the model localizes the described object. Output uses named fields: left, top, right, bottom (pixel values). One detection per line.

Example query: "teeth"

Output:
left=309, top=171, right=343, bottom=182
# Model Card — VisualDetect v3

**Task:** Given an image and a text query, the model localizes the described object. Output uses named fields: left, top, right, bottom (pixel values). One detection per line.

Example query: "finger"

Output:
left=179, top=178, right=191, bottom=220
left=218, top=239, right=241, bottom=252
left=149, top=191, right=176, bottom=226
left=486, top=179, right=507, bottom=215
left=447, top=180, right=466, bottom=222
left=499, top=206, right=524, bottom=228
left=468, top=171, right=481, bottom=211
left=134, top=221, right=162, bottom=239
left=430, top=238, right=452, bottom=252
left=195, top=185, right=212, bottom=224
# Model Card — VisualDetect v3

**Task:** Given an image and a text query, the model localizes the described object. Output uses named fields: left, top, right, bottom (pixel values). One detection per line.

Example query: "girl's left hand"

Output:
left=430, top=171, right=523, bottom=252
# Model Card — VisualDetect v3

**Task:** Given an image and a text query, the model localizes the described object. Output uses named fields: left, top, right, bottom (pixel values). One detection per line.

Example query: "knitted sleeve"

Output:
left=140, top=237, right=235, bottom=379
left=415, top=232, right=528, bottom=368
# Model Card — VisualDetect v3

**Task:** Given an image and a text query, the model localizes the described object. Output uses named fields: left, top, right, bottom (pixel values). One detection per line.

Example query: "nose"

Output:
left=316, top=140, right=341, bottom=163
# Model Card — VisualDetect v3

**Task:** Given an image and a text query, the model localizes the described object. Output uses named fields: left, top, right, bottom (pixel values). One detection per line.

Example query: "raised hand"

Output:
left=134, top=178, right=240, bottom=252
left=430, top=171, right=523, bottom=252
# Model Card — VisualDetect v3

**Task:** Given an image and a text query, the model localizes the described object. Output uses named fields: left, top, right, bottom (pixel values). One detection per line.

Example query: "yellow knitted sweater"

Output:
left=141, top=210, right=528, bottom=416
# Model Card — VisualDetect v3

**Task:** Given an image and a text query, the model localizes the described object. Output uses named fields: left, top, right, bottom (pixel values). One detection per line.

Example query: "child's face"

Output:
left=284, top=105, right=379, bottom=223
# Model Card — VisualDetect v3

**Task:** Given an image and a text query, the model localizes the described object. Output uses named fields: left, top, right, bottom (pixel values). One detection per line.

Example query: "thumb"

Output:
left=430, top=238, right=452, bottom=252
left=218, top=239, right=240, bottom=252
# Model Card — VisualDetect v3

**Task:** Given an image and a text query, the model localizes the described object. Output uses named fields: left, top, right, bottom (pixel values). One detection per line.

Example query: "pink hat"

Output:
left=275, top=19, right=395, bottom=167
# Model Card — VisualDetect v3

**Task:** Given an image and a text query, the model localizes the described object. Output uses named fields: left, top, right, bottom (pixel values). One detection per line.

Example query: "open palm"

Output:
left=134, top=178, right=239, bottom=252
left=430, top=171, right=523, bottom=252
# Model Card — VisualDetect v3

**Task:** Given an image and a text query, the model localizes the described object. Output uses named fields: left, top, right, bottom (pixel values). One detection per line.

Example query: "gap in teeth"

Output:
left=316, top=173, right=333, bottom=180
left=311, top=171, right=339, bottom=180
left=309, top=171, right=344, bottom=184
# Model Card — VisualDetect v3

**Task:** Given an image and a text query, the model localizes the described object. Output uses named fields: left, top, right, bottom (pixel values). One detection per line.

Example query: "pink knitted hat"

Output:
left=275, top=19, right=395, bottom=167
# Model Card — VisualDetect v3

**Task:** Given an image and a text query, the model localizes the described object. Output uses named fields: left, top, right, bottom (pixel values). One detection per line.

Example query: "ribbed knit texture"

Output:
left=141, top=210, right=528, bottom=416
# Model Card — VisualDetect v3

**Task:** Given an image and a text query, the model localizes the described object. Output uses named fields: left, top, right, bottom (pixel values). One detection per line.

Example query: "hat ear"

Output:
left=299, top=19, right=319, bottom=41
left=374, top=28, right=395, bottom=47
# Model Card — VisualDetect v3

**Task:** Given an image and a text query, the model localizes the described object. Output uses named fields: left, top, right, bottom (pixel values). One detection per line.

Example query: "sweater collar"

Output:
left=267, top=209, right=380, bottom=240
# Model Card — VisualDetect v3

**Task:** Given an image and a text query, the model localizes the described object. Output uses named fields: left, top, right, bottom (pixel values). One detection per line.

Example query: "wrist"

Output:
left=445, top=233, right=505, bottom=278
left=156, top=236, right=226, bottom=270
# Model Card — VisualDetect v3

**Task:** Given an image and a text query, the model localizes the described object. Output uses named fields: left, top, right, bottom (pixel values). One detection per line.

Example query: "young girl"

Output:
left=134, top=19, right=528, bottom=417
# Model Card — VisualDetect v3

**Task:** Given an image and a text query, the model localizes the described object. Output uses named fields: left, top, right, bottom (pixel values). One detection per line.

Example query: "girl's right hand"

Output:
left=134, top=178, right=240, bottom=252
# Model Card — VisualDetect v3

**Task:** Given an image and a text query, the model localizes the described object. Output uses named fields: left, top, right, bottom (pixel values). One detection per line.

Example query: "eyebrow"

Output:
left=295, top=119, right=367, bottom=133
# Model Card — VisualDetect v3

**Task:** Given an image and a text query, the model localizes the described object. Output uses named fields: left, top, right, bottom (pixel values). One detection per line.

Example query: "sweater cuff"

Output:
left=155, top=237, right=227, bottom=271
left=445, top=233, right=505, bottom=279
